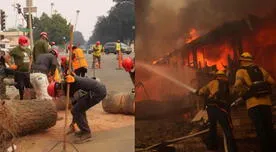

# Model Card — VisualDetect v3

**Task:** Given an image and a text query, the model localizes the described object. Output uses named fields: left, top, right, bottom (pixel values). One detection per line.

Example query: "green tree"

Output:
left=33, top=13, right=70, bottom=45
left=88, top=0, right=135, bottom=45
left=73, top=31, right=85, bottom=46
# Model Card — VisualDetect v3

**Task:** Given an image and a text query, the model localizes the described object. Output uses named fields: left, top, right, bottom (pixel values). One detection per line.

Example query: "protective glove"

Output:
left=10, top=64, right=17, bottom=70
left=65, top=74, right=75, bottom=83
left=194, top=89, right=200, bottom=95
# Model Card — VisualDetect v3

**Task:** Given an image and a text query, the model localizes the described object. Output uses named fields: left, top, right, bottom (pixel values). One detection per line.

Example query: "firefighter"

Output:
left=122, top=57, right=135, bottom=89
left=195, top=70, right=237, bottom=152
left=47, top=74, right=107, bottom=143
left=71, top=46, right=88, bottom=77
left=30, top=48, right=59, bottom=100
left=116, top=40, right=123, bottom=69
left=92, top=41, right=104, bottom=69
left=33, top=32, right=49, bottom=62
left=6, top=36, right=32, bottom=100
left=232, top=52, right=275, bottom=152
left=0, top=50, right=10, bottom=100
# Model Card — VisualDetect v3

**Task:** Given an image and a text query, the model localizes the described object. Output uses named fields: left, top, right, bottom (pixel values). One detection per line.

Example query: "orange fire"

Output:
left=185, top=28, right=199, bottom=43
left=196, top=43, right=234, bottom=70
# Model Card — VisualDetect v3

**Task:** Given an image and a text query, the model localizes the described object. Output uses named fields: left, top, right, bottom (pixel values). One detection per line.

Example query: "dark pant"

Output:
left=206, top=105, right=237, bottom=152
left=92, top=55, right=101, bottom=69
left=248, top=105, right=275, bottom=152
left=71, top=87, right=106, bottom=133
left=129, top=71, right=135, bottom=85
left=14, top=72, right=32, bottom=100
left=74, top=67, right=87, bottom=77
left=0, top=75, right=6, bottom=97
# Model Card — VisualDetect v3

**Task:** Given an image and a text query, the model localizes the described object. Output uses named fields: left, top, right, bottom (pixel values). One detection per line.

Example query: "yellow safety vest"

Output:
left=72, top=48, right=88, bottom=70
left=92, top=44, right=103, bottom=57
left=116, top=42, right=121, bottom=51
left=54, top=68, right=61, bottom=82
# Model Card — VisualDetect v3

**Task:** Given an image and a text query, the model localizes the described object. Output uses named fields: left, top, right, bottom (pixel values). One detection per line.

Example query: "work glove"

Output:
left=10, top=64, right=17, bottom=70
left=194, top=89, right=200, bottom=95
left=65, top=74, right=75, bottom=83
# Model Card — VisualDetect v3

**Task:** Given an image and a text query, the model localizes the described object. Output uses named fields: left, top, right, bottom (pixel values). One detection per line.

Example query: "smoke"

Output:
left=135, top=0, right=276, bottom=61
left=178, top=0, right=276, bottom=34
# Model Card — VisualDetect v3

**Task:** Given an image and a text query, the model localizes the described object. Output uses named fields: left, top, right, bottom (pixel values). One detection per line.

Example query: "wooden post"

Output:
left=63, top=25, right=74, bottom=151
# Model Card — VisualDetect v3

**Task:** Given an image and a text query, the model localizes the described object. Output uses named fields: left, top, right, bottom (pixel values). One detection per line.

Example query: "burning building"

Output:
left=153, top=12, right=276, bottom=84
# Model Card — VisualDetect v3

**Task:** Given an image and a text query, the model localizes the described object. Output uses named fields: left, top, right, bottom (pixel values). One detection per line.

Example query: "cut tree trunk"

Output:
left=0, top=99, right=57, bottom=142
left=102, top=92, right=135, bottom=115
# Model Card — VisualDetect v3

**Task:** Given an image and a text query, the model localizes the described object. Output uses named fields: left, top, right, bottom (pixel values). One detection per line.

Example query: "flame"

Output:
left=185, top=28, right=199, bottom=43
left=196, top=43, right=234, bottom=70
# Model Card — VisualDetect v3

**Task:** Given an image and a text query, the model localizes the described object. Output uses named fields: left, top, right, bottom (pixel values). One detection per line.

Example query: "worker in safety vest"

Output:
left=232, top=52, right=275, bottom=152
left=70, top=45, right=88, bottom=77
left=116, top=40, right=123, bottom=69
left=92, top=41, right=104, bottom=69
left=196, top=70, right=237, bottom=152
left=47, top=74, right=106, bottom=143
left=33, top=32, right=49, bottom=62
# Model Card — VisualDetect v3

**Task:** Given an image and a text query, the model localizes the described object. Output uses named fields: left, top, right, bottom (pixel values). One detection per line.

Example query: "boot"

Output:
left=73, top=131, right=92, bottom=144
left=66, top=123, right=77, bottom=135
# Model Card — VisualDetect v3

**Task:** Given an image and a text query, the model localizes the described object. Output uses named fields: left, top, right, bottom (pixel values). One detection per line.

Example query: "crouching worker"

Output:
left=195, top=70, right=237, bottom=152
left=47, top=74, right=107, bottom=143
left=122, top=57, right=135, bottom=93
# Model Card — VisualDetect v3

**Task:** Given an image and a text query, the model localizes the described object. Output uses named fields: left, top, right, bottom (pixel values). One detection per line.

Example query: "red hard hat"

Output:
left=50, top=48, right=59, bottom=58
left=122, top=57, right=134, bottom=72
left=18, top=36, right=29, bottom=46
left=47, top=82, right=57, bottom=97
left=96, top=41, right=100, bottom=45
left=40, top=32, right=48, bottom=39
left=60, top=56, right=67, bottom=63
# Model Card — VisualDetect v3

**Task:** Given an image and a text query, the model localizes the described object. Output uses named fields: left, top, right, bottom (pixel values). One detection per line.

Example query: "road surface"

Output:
left=6, top=53, right=135, bottom=152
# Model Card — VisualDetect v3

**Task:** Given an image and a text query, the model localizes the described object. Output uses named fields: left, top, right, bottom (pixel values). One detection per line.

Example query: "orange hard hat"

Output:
left=47, top=82, right=57, bottom=97
left=122, top=57, right=134, bottom=72
left=18, top=36, right=29, bottom=46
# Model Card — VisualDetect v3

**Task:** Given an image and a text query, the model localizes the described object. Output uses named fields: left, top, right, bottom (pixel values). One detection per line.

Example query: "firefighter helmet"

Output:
left=239, top=52, right=253, bottom=61
left=50, top=48, right=59, bottom=58
left=122, top=57, right=134, bottom=72
left=47, top=82, right=57, bottom=97
left=40, top=32, right=48, bottom=39
left=50, top=41, right=56, bottom=46
left=216, top=70, right=226, bottom=76
left=18, top=36, right=29, bottom=46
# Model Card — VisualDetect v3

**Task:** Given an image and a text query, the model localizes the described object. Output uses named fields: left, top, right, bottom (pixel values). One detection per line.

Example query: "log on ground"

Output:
left=0, top=99, right=57, bottom=141
left=102, top=92, right=135, bottom=115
